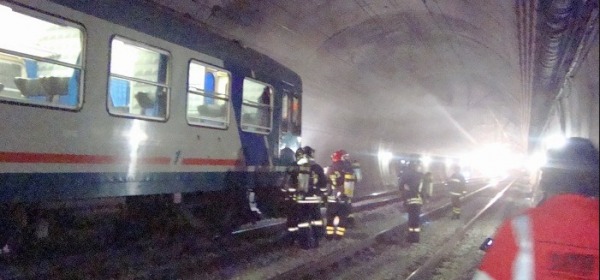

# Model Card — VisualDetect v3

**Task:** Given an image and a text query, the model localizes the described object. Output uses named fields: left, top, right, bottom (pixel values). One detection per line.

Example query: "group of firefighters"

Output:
left=280, top=146, right=358, bottom=249
left=280, top=146, right=469, bottom=248
left=282, top=146, right=465, bottom=249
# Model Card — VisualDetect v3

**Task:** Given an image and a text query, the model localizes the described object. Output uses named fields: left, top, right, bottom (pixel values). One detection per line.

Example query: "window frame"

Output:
left=107, top=35, right=171, bottom=121
left=290, top=93, right=301, bottom=135
left=186, top=59, right=231, bottom=129
left=240, top=77, right=274, bottom=135
left=0, top=2, right=85, bottom=110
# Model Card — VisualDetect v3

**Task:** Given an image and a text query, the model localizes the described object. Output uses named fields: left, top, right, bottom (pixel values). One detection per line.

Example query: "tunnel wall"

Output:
left=563, top=43, right=599, bottom=148
left=543, top=42, right=599, bottom=148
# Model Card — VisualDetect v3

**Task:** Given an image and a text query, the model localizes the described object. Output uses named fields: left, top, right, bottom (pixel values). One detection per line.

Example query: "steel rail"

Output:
left=404, top=178, right=517, bottom=280
left=267, top=179, right=497, bottom=280
left=232, top=177, right=493, bottom=238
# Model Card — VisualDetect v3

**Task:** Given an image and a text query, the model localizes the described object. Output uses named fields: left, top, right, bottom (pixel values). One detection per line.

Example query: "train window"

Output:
left=241, top=78, right=273, bottom=134
left=281, top=94, right=289, bottom=132
left=108, top=36, right=169, bottom=120
left=186, top=60, right=230, bottom=129
left=0, top=3, right=83, bottom=109
left=291, top=95, right=301, bottom=134
left=280, top=92, right=301, bottom=134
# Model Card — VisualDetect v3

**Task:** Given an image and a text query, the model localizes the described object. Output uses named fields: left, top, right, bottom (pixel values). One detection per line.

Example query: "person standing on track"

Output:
left=342, top=151, right=358, bottom=227
left=447, top=165, right=466, bottom=220
left=422, top=171, right=433, bottom=204
left=295, top=146, right=327, bottom=249
left=325, top=150, right=355, bottom=240
left=473, top=137, right=599, bottom=279
left=399, top=160, right=424, bottom=243
left=280, top=147, right=302, bottom=245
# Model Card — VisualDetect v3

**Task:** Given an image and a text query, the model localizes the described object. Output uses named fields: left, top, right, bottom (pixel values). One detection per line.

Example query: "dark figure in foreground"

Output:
left=280, top=148, right=301, bottom=245
left=447, top=165, right=466, bottom=219
left=473, top=137, right=599, bottom=279
left=399, top=160, right=424, bottom=243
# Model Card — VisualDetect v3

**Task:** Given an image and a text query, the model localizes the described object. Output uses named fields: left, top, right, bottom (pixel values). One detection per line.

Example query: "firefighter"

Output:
left=422, top=172, right=433, bottom=204
left=399, top=160, right=424, bottom=243
left=296, top=146, right=327, bottom=249
left=325, top=150, right=355, bottom=240
left=473, top=137, right=599, bottom=279
left=447, top=165, right=466, bottom=219
left=341, top=151, right=358, bottom=227
left=279, top=147, right=302, bottom=245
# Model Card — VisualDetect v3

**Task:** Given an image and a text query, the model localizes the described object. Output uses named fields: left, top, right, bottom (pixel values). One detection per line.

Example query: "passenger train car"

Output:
left=0, top=0, right=302, bottom=229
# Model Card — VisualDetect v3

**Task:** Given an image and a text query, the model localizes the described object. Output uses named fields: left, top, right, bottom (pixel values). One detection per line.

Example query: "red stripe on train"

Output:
left=0, top=152, right=170, bottom=164
left=181, top=158, right=238, bottom=166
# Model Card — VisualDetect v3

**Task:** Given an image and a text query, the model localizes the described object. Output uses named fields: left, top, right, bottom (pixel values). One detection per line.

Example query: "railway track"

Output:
left=0, top=178, right=496, bottom=279
left=0, top=187, right=409, bottom=279
left=265, top=178, right=504, bottom=280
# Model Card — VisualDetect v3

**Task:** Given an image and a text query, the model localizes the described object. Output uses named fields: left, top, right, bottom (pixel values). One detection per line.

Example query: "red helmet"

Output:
left=331, top=150, right=344, bottom=162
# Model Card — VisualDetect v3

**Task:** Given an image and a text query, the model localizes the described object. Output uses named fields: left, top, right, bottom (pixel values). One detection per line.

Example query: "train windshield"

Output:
left=0, top=3, right=83, bottom=108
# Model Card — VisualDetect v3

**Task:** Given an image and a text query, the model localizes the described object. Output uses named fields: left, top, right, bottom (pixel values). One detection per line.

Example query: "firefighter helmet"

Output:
left=331, top=150, right=344, bottom=162
left=295, top=147, right=305, bottom=159
left=540, top=137, right=599, bottom=197
left=303, top=146, right=315, bottom=158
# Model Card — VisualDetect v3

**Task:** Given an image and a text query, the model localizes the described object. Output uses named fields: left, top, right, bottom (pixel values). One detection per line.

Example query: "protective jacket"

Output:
left=448, top=171, right=466, bottom=219
left=473, top=194, right=599, bottom=280
left=325, top=161, right=355, bottom=239
left=400, top=169, right=423, bottom=205
left=447, top=172, right=466, bottom=196
left=399, top=168, right=423, bottom=243
left=295, top=157, right=327, bottom=249
left=281, top=163, right=301, bottom=237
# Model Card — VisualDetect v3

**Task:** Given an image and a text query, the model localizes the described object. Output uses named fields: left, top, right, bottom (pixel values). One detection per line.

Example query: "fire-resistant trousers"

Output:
left=297, top=202, right=323, bottom=249
left=406, top=203, right=422, bottom=243
left=284, top=202, right=300, bottom=244
left=325, top=201, right=350, bottom=240
left=451, top=194, right=461, bottom=219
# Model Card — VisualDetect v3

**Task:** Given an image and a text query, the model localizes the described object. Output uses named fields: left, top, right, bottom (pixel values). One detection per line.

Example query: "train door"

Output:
left=278, top=89, right=302, bottom=162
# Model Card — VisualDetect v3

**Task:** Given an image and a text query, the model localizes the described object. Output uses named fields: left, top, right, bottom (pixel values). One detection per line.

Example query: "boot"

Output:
left=407, top=232, right=420, bottom=243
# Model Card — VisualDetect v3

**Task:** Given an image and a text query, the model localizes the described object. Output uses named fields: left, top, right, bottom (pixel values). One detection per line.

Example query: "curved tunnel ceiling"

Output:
left=150, top=0, right=596, bottom=157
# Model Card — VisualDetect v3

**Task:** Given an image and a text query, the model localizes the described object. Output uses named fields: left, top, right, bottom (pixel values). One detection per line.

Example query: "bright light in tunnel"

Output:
left=524, top=135, right=567, bottom=172
left=527, top=151, right=546, bottom=171
left=421, top=155, right=432, bottom=169
left=0, top=4, right=13, bottom=13
left=377, top=148, right=395, bottom=186
left=465, top=143, right=519, bottom=178
left=544, top=134, right=566, bottom=150
left=378, top=150, right=393, bottom=163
